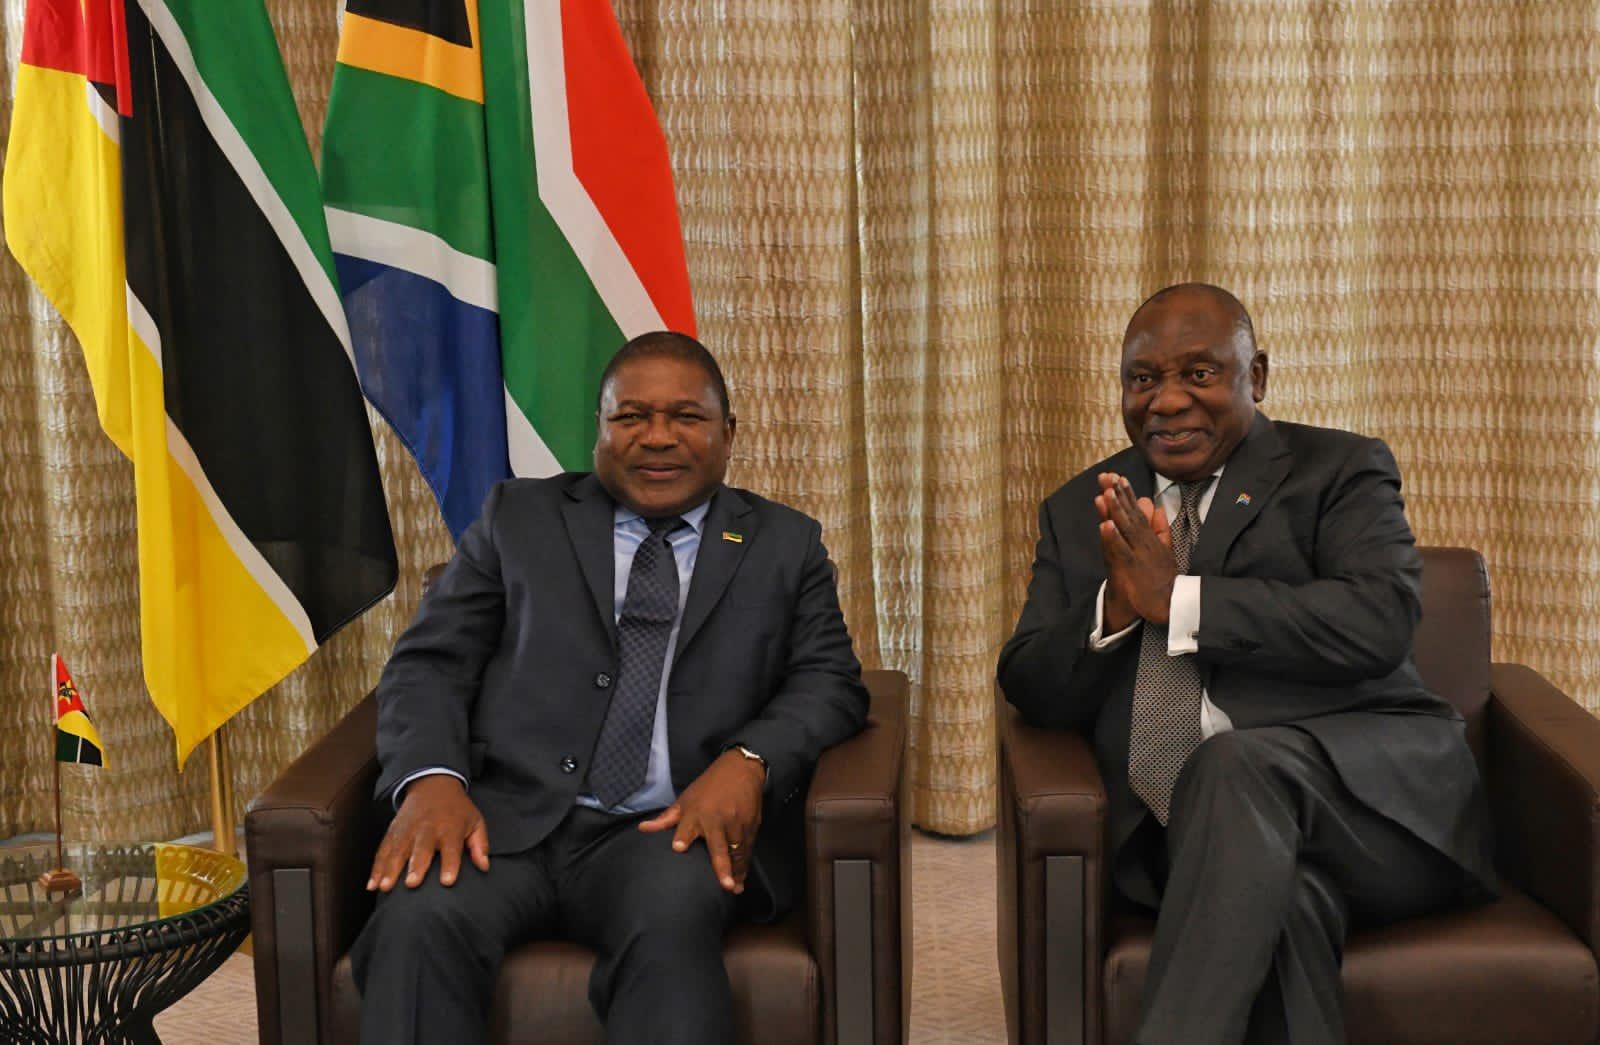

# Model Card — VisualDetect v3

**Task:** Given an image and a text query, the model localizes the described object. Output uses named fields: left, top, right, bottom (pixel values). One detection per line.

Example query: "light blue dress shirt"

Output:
left=574, top=499, right=708, bottom=813
left=394, top=499, right=709, bottom=815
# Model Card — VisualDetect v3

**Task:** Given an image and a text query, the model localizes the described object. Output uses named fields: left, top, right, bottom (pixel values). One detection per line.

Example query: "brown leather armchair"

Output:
left=998, top=546, right=1600, bottom=1044
left=246, top=668, right=911, bottom=1045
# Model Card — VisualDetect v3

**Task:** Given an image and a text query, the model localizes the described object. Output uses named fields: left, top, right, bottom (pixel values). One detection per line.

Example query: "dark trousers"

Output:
left=350, top=806, right=738, bottom=1045
left=1131, top=726, right=1464, bottom=1045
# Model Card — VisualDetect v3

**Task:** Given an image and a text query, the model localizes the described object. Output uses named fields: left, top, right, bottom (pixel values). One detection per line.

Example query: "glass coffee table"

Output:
left=0, top=842, right=249, bottom=1044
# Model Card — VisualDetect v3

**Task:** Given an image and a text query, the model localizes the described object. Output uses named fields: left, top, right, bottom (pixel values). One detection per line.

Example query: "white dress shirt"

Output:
left=1088, top=468, right=1234, bottom=738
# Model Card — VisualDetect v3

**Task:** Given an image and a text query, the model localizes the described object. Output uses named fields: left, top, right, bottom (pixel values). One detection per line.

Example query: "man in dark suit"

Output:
left=352, top=331, right=869, bottom=1044
left=999, top=284, right=1496, bottom=1044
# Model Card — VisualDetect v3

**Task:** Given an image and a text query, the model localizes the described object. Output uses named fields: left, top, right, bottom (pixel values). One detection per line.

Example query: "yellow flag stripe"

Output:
left=5, top=65, right=134, bottom=455
left=5, top=63, right=317, bottom=766
left=57, top=709, right=104, bottom=751
left=128, top=316, right=316, bottom=764
left=126, top=292, right=316, bottom=652
left=337, top=10, right=483, bottom=103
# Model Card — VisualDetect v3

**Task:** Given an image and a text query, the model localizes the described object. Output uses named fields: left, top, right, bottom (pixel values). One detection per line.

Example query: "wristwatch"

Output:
left=729, top=743, right=768, bottom=777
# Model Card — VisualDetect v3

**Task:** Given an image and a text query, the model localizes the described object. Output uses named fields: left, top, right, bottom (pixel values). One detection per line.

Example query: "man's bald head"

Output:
left=1124, top=283, right=1256, bottom=363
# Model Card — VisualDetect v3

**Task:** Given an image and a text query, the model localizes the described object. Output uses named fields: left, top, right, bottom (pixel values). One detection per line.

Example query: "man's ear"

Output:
left=1251, top=352, right=1269, bottom=403
left=724, top=414, right=738, bottom=445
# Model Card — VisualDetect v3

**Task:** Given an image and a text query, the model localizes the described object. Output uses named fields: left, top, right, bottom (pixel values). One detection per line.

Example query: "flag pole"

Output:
left=207, top=726, right=237, bottom=856
left=40, top=662, right=81, bottom=895
left=53, top=755, right=63, bottom=870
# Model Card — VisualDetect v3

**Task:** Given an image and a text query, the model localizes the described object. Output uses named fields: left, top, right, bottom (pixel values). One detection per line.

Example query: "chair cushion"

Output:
left=1103, top=884, right=1598, bottom=1045
left=331, top=913, right=819, bottom=1044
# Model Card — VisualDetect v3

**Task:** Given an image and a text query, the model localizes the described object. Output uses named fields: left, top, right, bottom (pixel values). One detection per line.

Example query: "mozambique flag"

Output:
left=4, top=0, right=399, bottom=765
left=52, top=655, right=105, bottom=767
left=323, top=0, right=695, bottom=538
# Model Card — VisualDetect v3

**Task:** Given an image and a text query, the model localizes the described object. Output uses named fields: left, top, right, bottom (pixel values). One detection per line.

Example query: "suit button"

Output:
left=560, top=757, right=578, bottom=774
left=594, top=672, right=612, bottom=689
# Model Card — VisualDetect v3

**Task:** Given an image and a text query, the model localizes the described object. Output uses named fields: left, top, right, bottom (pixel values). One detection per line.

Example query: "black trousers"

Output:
left=1130, top=726, right=1465, bottom=1045
left=350, top=805, right=738, bottom=1045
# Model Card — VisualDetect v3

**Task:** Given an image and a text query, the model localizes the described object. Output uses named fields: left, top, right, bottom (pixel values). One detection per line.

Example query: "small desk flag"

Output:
left=53, top=655, right=105, bottom=768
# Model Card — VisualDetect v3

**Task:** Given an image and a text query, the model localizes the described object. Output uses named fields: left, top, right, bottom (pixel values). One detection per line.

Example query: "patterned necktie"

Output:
left=588, top=516, right=684, bottom=807
left=1128, top=478, right=1213, bottom=825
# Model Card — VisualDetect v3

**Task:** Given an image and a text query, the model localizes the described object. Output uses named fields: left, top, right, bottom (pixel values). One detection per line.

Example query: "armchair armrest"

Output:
left=1488, top=662, right=1600, bottom=949
left=998, top=700, right=1108, bottom=1045
left=807, top=668, right=910, bottom=1045
left=246, top=693, right=386, bottom=1045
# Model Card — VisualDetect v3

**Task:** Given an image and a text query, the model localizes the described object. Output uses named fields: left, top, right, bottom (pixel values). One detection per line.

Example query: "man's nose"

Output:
left=1149, top=378, right=1190, bottom=416
left=640, top=414, right=677, bottom=446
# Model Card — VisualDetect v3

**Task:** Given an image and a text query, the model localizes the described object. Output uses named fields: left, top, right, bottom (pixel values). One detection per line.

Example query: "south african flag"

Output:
left=323, top=0, right=697, bottom=538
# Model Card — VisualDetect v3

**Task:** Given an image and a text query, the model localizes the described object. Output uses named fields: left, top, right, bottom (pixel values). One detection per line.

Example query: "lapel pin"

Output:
left=1235, top=492, right=1252, bottom=507
left=722, top=531, right=743, bottom=544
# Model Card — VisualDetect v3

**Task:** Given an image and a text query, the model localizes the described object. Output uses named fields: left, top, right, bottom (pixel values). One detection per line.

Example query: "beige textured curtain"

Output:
left=2, top=1, right=1596, bottom=841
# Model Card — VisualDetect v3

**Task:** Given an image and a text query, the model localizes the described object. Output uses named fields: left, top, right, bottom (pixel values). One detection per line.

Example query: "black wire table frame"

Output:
left=0, top=843, right=250, bottom=1044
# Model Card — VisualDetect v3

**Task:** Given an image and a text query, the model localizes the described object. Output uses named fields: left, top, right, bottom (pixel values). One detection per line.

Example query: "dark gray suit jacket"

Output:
left=999, top=414, right=1496, bottom=903
left=372, top=473, right=870, bottom=919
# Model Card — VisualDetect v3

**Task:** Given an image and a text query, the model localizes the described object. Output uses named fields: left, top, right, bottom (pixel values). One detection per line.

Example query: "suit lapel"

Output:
left=675, top=486, right=756, bottom=657
left=1189, top=412, right=1291, bottom=576
left=561, top=474, right=618, bottom=647
left=1121, top=450, right=1156, bottom=503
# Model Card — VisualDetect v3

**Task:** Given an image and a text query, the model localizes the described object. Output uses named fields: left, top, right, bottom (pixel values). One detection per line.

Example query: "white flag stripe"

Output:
left=326, top=207, right=499, bottom=313
left=125, top=283, right=162, bottom=369
left=82, top=80, right=120, bottom=145
left=124, top=284, right=318, bottom=654
left=139, top=0, right=358, bottom=371
left=522, top=0, right=664, bottom=338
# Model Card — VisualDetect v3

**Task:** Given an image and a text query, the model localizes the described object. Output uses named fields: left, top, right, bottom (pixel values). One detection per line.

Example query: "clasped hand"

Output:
left=1096, top=472, right=1178, bottom=632
left=366, top=751, right=766, bottom=896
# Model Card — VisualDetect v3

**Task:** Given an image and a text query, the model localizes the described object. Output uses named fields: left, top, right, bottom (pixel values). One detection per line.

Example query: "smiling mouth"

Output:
left=634, top=464, right=686, bottom=479
left=1148, top=430, right=1204, bottom=450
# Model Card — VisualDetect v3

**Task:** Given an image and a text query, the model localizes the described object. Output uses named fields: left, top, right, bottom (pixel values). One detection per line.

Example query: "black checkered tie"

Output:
left=588, top=516, right=684, bottom=807
left=1128, top=478, right=1213, bottom=825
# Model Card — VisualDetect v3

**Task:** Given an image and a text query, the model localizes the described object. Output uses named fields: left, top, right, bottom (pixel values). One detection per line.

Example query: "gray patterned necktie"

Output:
left=1128, top=478, right=1213, bottom=825
left=588, top=516, right=684, bottom=807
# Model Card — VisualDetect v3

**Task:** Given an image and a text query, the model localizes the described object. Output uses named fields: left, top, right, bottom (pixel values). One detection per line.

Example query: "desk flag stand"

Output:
left=41, top=654, right=106, bottom=894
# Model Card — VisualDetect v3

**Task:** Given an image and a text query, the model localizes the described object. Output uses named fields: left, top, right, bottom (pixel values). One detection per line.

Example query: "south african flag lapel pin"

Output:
left=1235, top=492, right=1252, bottom=507
left=722, top=531, right=743, bottom=544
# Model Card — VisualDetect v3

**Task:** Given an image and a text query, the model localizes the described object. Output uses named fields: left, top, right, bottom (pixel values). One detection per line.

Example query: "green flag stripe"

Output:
left=480, top=0, right=620, bottom=471
left=322, top=65, right=494, bottom=261
left=153, top=0, right=339, bottom=287
left=503, top=191, right=624, bottom=469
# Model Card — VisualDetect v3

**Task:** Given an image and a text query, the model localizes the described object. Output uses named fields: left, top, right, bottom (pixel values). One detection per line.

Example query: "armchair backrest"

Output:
left=1414, top=546, right=1492, bottom=766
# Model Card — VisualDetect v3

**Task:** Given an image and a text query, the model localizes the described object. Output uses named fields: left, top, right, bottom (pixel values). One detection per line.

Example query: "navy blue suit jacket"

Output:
left=373, top=474, right=870, bottom=919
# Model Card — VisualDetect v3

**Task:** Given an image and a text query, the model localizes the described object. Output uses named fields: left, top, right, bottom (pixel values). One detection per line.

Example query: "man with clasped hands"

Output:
left=352, top=332, right=869, bottom=1044
left=999, top=284, right=1496, bottom=1043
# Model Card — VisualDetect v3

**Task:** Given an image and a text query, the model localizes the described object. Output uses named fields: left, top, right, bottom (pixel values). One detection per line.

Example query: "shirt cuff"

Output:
left=392, top=767, right=467, bottom=810
left=1167, top=576, right=1202, bottom=655
left=1089, top=582, right=1141, bottom=651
